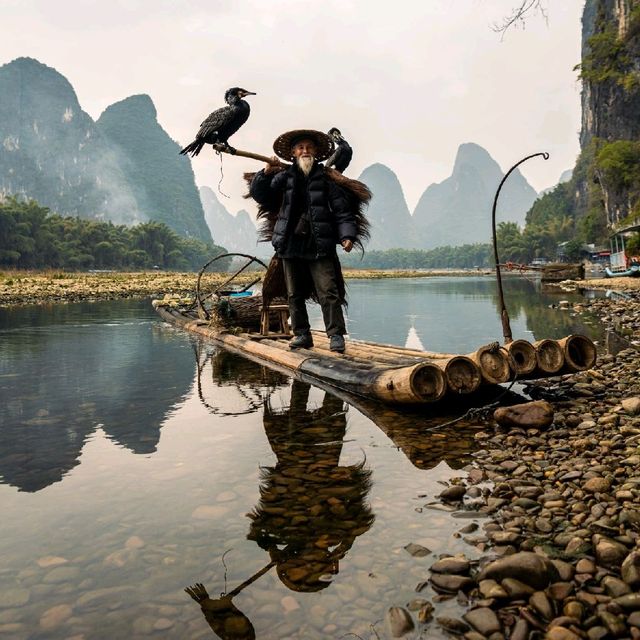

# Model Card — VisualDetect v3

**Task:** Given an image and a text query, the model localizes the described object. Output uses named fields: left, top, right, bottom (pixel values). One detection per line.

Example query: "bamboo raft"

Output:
left=153, top=300, right=597, bottom=406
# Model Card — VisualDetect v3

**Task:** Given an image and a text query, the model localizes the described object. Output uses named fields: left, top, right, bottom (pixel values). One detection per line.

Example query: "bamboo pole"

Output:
left=532, top=339, right=565, bottom=375
left=311, top=333, right=481, bottom=394
left=502, top=339, right=537, bottom=376
left=211, top=143, right=290, bottom=168
left=557, top=335, right=597, bottom=372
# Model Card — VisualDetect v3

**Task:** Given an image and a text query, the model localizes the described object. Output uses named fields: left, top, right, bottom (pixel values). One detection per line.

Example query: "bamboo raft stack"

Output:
left=153, top=301, right=597, bottom=406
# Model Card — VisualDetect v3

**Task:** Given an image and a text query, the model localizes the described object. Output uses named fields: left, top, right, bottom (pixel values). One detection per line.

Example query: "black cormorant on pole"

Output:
left=325, top=128, right=353, bottom=173
left=179, top=87, right=256, bottom=158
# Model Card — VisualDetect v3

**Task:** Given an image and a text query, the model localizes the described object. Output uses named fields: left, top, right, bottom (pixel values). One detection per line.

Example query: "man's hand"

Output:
left=264, top=156, right=280, bottom=174
left=341, top=239, right=353, bottom=253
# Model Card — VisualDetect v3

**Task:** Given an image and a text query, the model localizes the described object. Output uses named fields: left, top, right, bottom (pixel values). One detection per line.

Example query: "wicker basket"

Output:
left=211, top=294, right=287, bottom=330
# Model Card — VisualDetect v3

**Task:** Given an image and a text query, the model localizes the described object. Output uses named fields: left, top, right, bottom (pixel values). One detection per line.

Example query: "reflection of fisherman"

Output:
left=185, top=381, right=373, bottom=637
left=248, top=380, right=374, bottom=591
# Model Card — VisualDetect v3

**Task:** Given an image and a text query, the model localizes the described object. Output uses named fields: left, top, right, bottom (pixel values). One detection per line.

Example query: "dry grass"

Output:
left=0, top=268, right=477, bottom=306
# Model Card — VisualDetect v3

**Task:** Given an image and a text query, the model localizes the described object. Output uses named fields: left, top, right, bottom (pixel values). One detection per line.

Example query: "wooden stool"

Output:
left=260, top=303, right=290, bottom=336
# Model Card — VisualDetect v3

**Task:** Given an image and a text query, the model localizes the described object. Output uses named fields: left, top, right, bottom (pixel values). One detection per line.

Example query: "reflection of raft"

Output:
left=153, top=301, right=597, bottom=406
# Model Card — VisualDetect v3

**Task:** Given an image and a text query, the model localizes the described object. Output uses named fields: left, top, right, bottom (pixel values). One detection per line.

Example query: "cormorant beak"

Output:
left=239, top=89, right=256, bottom=97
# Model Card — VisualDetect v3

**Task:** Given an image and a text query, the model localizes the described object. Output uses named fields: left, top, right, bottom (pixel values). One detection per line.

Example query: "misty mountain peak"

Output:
left=453, top=142, right=501, bottom=177
left=99, top=94, right=158, bottom=122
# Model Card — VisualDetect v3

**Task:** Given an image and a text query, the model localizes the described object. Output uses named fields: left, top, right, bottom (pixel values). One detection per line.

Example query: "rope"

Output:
left=421, top=367, right=520, bottom=433
left=216, top=151, right=231, bottom=199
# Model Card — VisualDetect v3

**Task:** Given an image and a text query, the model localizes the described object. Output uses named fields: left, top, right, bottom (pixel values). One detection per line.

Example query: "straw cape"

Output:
left=272, top=129, right=334, bottom=161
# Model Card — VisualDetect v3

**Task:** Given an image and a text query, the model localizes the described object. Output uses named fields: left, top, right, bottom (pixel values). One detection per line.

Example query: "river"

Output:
left=0, top=277, right=606, bottom=639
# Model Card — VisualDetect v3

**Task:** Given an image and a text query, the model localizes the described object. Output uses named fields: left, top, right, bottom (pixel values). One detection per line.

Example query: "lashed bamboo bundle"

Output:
left=153, top=302, right=597, bottom=406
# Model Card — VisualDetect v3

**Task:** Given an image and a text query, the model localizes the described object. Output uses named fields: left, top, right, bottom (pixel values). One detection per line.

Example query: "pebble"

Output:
left=0, top=589, right=30, bottom=609
left=463, top=607, right=501, bottom=635
left=430, top=556, right=470, bottom=574
left=39, top=604, right=72, bottom=630
left=385, top=606, right=414, bottom=637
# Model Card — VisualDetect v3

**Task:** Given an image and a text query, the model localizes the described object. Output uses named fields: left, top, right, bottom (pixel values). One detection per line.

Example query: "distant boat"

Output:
left=605, top=264, right=640, bottom=278
left=606, top=225, right=640, bottom=278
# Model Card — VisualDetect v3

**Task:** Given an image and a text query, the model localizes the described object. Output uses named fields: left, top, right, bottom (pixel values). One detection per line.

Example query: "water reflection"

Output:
left=0, top=300, right=194, bottom=491
left=186, top=379, right=375, bottom=637
left=347, top=277, right=604, bottom=352
left=249, top=380, right=374, bottom=591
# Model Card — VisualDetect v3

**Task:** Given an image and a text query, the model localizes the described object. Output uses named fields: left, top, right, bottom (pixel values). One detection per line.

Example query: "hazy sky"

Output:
left=1, top=0, right=584, bottom=217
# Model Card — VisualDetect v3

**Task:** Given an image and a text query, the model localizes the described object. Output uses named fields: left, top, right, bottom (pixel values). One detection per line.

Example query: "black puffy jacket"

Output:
left=250, top=162, right=357, bottom=257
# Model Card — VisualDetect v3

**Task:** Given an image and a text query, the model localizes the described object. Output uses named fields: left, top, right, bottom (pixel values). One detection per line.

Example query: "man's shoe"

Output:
left=329, top=335, right=345, bottom=353
left=289, top=333, right=313, bottom=349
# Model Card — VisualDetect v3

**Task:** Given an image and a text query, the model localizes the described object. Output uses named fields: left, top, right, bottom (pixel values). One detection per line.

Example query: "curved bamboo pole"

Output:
left=491, top=152, right=549, bottom=344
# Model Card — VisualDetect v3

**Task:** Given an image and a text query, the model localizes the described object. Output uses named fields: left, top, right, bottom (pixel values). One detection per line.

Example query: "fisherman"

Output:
left=249, top=129, right=369, bottom=353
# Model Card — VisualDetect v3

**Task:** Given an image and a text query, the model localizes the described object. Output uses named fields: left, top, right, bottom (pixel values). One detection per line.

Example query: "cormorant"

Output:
left=179, top=87, right=256, bottom=157
left=325, top=127, right=353, bottom=173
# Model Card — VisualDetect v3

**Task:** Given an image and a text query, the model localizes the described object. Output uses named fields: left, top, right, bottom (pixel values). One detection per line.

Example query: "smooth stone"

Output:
left=622, top=551, right=640, bottom=587
left=436, top=617, right=470, bottom=635
left=576, top=558, right=595, bottom=574
left=477, top=552, right=559, bottom=590
left=530, top=591, right=554, bottom=620
left=0, top=589, right=30, bottom=608
left=489, top=531, right=520, bottom=544
left=191, top=504, right=229, bottom=519
left=385, top=606, right=414, bottom=637
left=501, top=578, right=535, bottom=598
left=493, top=401, right=554, bottom=429
left=621, top=397, right=640, bottom=415
left=595, top=537, right=628, bottom=569
left=478, top=579, right=507, bottom=599
left=280, top=595, right=299, bottom=613
left=42, top=566, right=80, bottom=584
left=430, top=557, right=470, bottom=574
left=583, top=477, right=611, bottom=493
left=546, top=627, right=582, bottom=640
left=406, top=598, right=429, bottom=611
left=439, top=485, right=467, bottom=501
left=614, top=593, right=640, bottom=611
left=39, top=604, right=72, bottom=630
left=36, top=556, right=68, bottom=568
left=430, top=574, right=474, bottom=593
left=511, top=618, right=529, bottom=640
left=599, top=610, right=627, bottom=637
left=404, top=543, right=431, bottom=558
left=602, top=576, right=631, bottom=597
left=125, top=536, right=145, bottom=550
left=628, top=611, right=640, bottom=627
left=153, top=618, right=174, bottom=630
left=417, top=603, right=434, bottom=623
left=463, top=607, right=501, bottom=635
left=547, top=582, right=574, bottom=600
left=551, top=559, right=575, bottom=582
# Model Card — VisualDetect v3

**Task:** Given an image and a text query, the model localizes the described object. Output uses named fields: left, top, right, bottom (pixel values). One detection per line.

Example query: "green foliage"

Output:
left=0, top=196, right=229, bottom=271
left=341, top=244, right=493, bottom=270
left=579, top=27, right=633, bottom=86
left=595, top=140, right=640, bottom=191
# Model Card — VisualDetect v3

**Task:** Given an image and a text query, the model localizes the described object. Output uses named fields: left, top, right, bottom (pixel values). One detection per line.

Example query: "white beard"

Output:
left=297, top=156, right=314, bottom=176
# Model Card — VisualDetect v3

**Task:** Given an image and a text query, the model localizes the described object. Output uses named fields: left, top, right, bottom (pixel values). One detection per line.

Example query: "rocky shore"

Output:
left=387, top=291, right=640, bottom=639
left=0, top=269, right=477, bottom=307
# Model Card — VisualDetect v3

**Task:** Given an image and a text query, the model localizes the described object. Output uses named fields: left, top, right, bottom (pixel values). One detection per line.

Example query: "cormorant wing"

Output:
left=197, top=104, right=234, bottom=140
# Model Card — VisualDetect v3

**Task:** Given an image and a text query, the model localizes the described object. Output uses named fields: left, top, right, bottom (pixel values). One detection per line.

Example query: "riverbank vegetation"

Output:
left=0, top=197, right=228, bottom=271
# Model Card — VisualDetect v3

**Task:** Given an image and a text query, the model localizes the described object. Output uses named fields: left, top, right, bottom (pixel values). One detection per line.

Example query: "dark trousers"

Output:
left=282, top=256, right=346, bottom=337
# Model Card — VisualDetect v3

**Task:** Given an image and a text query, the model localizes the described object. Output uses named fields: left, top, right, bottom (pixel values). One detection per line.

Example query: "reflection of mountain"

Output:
left=0, top=300, right=194, bottom=492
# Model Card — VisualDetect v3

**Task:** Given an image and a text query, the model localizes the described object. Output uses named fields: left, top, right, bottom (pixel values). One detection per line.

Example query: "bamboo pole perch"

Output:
left=211, top=143, right=290, bottom=168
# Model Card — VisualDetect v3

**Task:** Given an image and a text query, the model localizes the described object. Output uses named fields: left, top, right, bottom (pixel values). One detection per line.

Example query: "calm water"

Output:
left=0, top=277, right=605, bottom=639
